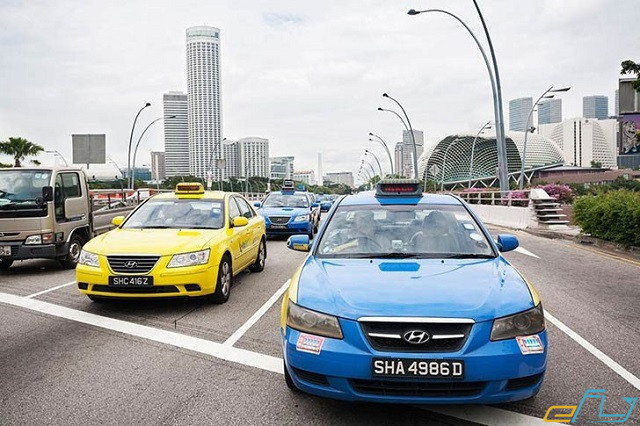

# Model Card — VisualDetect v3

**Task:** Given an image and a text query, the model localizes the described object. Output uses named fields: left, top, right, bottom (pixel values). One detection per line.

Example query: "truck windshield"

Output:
left=0, top=170, right=51, bottom=209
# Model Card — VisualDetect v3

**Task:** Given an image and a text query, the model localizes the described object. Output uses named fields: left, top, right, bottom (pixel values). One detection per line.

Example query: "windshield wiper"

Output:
left=134, top=225, right=172, bottom=229
left=441, top=253, right=496, bottom=259
left=373, top=252, right=421, bottom=259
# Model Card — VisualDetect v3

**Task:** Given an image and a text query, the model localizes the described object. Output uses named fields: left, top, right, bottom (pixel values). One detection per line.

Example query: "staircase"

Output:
left=531, top=198, right=569, bottom=228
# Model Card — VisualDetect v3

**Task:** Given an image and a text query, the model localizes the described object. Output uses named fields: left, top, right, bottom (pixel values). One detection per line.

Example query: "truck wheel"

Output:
left=60, top=234, right=84, bottom=269
left=0, top=259, right=13, bottom=270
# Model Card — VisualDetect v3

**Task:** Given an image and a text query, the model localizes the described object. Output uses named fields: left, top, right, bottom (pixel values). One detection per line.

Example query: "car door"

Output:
left=235, top=196, right=262, bottom=262
left=226, top=196, right=245, bottom=274
left=233, top=196, right=258, bottom=268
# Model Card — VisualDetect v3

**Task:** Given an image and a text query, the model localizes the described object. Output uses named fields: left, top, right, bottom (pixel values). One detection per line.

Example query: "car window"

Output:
left=228, top=197, right=241, bottom=219
left=61, top=173, right=81, bottom=198
left=262, top=193, right=309, bottom=208
left=235, top=197, right=254, bottom=218
left=122, top=199, right=225, bottom=229
left=316, top=204, right=495, bottom=259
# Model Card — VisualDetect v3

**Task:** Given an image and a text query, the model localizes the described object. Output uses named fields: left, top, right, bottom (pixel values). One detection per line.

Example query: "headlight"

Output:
left=25, top=235, right=42, bottom=245
left=293, top=214, right=310, bottom=222
left=78, top=250, right=100, bottom=267
left=167, top=249, right=210, bottom=268
left=287, top=301, right=343, bottom=339
left=490, top=304, right=545, bottom=341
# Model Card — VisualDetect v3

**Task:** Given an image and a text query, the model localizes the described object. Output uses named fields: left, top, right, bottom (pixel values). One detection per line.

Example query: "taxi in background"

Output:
left=76, top=183, right=266, bottom=303
left=280, top=179, right=547, bottom=404
left=254, top=180, right=320, bottom=238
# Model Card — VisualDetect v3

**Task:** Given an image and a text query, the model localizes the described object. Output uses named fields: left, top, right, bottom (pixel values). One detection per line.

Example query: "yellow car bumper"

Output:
left=76, top=263, right=219, bottom=298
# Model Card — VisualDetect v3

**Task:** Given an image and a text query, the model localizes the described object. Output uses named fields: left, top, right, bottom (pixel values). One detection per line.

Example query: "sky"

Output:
left=0, top=0, right=638, bottom=183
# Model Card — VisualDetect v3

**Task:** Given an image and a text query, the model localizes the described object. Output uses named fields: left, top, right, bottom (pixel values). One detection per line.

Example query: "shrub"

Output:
left=537, top=183, right=574, bottom=204
left=573, top=190, right=640, bottom=246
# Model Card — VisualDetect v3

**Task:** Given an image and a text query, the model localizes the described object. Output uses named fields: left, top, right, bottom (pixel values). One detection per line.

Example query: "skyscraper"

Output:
left=222, top=139, right=239, bottom=178
left=538, top=99, right=562, bottom=125
left=396, top=130, right=424, bottom=178
left=270, top=156, right=294, bottom=180
left=509, top=97, right=533, bottom=131
left=238, top=137, right=270, bottom=178
left=163, top=91, right=188, bottom=177
left=150, top=151, right=166, bottom=181
left=186, top=26, right=222, bottom=180
left=583, top=95, right=609, bottom=120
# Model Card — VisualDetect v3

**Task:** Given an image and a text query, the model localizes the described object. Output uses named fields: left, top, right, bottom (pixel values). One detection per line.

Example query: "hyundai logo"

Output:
left=403, top=330, right=430, bottom=345
left=124, top=261, right=138, bottom=268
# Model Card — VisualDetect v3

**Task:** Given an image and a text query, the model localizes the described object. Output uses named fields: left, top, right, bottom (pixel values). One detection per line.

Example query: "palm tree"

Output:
left=0, top=137, right=44, bottom=167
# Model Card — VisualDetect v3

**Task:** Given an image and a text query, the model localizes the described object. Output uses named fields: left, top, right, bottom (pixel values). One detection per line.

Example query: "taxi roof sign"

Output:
left=282, top=179, right=295, bottom=190
left=175, top=182, right=205, bottom=195
left=375, top=179, right=422, bottom=197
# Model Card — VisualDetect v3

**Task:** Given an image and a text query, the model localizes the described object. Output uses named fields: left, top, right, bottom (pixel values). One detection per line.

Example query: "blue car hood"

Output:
left=258, top=207, right=309, bottom=217
left=295, top=257, right=534, bottom=322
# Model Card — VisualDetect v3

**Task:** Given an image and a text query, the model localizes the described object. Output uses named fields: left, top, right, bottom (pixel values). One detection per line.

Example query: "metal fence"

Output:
left=451, top=190, right=532, bottom=207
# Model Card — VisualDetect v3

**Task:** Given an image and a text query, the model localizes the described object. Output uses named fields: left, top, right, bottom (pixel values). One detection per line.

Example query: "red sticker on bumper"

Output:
left=516, top=335, right=544, bottom=355
left=296, top=333, right=325, bottom=355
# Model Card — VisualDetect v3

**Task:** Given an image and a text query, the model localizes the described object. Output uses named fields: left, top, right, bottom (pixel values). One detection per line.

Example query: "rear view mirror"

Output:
left=496, top=234, right=519, bottom=252
left=254, top=202, right=262, bottom=208
left=287, top=235, right=310, bottom=252
left=311, top=202, right=319, bottom=208
left=42, top=186, right=53, bottom=202
left=232, top=216, right=249, bottom=227
left=111, top=216, right=125, bottom=227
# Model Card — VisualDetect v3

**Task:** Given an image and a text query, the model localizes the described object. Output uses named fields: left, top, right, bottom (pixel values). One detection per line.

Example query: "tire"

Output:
left=284, top=361, right=299, bottom=392
left=0, top=259, right=13, bottom=270
left=60, top=234, right=84, bottom=269
left=207, top=255, right=232, bottom=304
left=249, top=239, right=266, bottom=272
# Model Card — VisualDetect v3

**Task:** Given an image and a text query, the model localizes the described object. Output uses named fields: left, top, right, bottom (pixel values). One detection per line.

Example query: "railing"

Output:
left=451, top=190, right=532, bottom=207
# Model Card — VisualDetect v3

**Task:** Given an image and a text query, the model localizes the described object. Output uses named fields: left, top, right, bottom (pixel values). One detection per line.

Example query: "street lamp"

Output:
left=127, top=102, right=151, bottom=188
left=518, top=86, right=570, bottom=189
left=364, top=150, right=383, bottom=176
left=362, top=159, right=377, bottom=179
left=45, top=150, right=69, bottom=167
left=468, top=121, right=493, bottom=188
left=130, top=115, right=175, bottom=188
left=441, top=139, right=461, bottom=192
left=380, top=92, right=418, bottom=179
left=408, top=6, right=510, bottom=195
left=369, top=133, right=394, bottom=175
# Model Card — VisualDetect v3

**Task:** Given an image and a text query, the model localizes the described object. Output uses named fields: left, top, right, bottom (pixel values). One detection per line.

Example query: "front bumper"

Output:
left=76, top=257, right=219, bottom=298
left=282, top=319, right=547, bottom=404
left=0, top=240, right=63, bottom=261
left=265, top=221, right=312, bottom=235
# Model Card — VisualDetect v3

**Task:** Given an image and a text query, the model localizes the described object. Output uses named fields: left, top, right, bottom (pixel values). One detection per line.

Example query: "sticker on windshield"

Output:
left=296, top=333, right=325, bottom=355
left=469, top=233, right=483, bottom=241
left=516, top=335, right=544, bottom=355
left=463, top=223, right=475, bottom=230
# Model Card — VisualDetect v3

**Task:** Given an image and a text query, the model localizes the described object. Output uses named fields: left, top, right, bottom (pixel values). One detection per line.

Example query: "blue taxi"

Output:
left=280, top=180, right=546, bottom=404
left=255, top=184, right=319, bottom=238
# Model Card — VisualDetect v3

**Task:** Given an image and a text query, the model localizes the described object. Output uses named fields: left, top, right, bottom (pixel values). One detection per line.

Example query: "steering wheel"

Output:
left=408, top=231, right=424, bottom=247
left=357, top=236, right=384, bottom=251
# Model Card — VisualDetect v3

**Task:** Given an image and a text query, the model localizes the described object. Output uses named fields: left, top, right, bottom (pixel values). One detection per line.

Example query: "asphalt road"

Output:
left=1, top=229, right=639, bottom=425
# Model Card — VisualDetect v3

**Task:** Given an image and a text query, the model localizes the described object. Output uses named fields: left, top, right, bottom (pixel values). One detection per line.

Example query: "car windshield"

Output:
left=0, top=170, right=51, bottom=209
left=316, top=204, right=496, bottom=259
left=262, top=193, right=309, bottom=208
left=123, top=199, right=224, bottom=230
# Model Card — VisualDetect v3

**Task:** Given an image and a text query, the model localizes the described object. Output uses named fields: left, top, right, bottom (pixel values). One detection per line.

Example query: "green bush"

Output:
left=573, top=190, right=640, bottom=246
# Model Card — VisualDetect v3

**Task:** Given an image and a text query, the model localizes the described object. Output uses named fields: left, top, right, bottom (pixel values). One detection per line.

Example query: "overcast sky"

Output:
left=0, top=0, right=637, bottom=182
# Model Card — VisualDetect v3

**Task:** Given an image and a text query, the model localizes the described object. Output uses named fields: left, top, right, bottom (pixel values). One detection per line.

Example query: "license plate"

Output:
left=108, top=276, right=153, bottom=287
left=0, top=246, right=11, bottom=256
left=372, top=358, right=464, bottom=379
left=270, top=224, right=288, bottom=229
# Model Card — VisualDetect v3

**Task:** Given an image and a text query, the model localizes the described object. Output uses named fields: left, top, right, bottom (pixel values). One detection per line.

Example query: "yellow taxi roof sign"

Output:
left=175, top=182, right=205, bottom=195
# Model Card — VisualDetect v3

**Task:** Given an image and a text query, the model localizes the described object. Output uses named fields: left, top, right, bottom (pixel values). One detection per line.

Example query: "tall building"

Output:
left=223, top=139, right=239, bottom=178
left=509, top=97, right=533, bottom=131
left=186, top=26, right=222, bottom=180
left=395, top=130, right=424, bottom=178
left=324, top=172, right=354, bottom=187
left=150, top=151, right=166, bottom=181
left=583, top=95, right=609, bottom=120
left=238, top=137, right=269, bottom=178
left=615, top=89, right=619, bottom=116
left=163, top=91, right=189, bottom=177
left=538, top=99, right=562, bottom=125
left=270, top=156, right=294, bottom=180
left=293, top=170, right=315, bottom=185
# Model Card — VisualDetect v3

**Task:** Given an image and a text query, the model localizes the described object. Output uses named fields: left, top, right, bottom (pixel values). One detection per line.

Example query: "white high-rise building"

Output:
left=238, top=137, right=270, bottom=178
left=325, top=172, right=354, bottom=187
left=150, top=151, right=166, bottom=181
left=293, top=170, right=315, bottom=185
left=270, top=156, right=294, bottom=179
left=509, top=97, right=533, bottom=131
left=163, top=91, right=189, bottom=177
left=223, top=139, right=239, bottom=178
left=538, top=99, right=562, bottom=125
left=186, top=26, right=222, bottom=180
left=395, top=130, right=424, bottom=178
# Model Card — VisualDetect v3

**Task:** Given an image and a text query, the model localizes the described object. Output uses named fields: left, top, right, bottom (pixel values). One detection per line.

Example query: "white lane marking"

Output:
left=545, top=310, right=640, bottom=391
left=514, top=247, right=539, bottom=258
left=26, top=281, right=76, bottom=299
left=425, top=405, right=547, bottom=425
left=0, top=291, right=283, bottom=374
left=224, top=279, right=289, bottom=347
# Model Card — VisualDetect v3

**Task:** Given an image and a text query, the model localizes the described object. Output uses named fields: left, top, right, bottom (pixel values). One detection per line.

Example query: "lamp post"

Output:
left=45, top=150, right=69, bottom=167
left=468, top=120, right=493, bottom=188
left=519, top=86, right=570, bottom=189
left=127, top=103, right=151, bottom=188
left=368, top=133, right=394, bottom=175
left=381, top=93, right=418, bottom=179
left=365, top=150, right=383, bottom=177
left=441, top=139, right=460, bottom=192
left=408, top=7, right=510, bottom=194
left=362, top=159, right=377, bottom=179
left=130, top=115, right=175, bottom=188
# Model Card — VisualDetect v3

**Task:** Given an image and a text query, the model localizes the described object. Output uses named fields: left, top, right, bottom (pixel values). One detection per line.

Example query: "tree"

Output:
left=621, top=60, right=640, bottom=92
left=0, top=137, right=44, bottom=167
left=590, top=160, right=603, bottom=168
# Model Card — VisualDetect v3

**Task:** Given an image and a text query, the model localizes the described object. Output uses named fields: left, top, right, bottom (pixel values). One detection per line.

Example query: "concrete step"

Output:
left=535, top=208, right=563, bottom=212
left=540, top=220, right=570, bottom=225
left=537, top=214, right=567, bottom=219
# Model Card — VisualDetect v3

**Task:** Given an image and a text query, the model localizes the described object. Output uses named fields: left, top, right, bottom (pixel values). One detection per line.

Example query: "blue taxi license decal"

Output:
left=296, top=333, right=325, bottom=355
left=516, top=335, right=544, bottom=355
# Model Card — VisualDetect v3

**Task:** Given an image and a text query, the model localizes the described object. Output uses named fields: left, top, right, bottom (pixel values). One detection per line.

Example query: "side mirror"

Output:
left=311, top=202, right=319, bottom=208
left=111, top=216, right=125, bottom=227
left=287, top=234, right=310, bottom=252
left=232, top=216, right=249, bottom=227
left=253, top=201, right=262, bottom=208
left=321, top=202, right=331, bottom=210
left=496, top=234, right=519, bottom=252
left=42, top=186, right=54, bottom=202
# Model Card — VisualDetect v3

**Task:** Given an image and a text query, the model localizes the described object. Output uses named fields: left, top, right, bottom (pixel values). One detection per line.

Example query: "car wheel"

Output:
left=0, top=259, right=13, bottom=270
left=249, top=239, right=266, bottom=272
left=284, top=361, right=299, bottom=392
left=207, top=256, right=232, bottom=304
left=59, top=234, right=84, bottom=269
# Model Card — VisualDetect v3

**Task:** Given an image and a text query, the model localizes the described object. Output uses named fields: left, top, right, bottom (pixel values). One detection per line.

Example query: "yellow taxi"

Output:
left=76, top=183, right=266, bottom=303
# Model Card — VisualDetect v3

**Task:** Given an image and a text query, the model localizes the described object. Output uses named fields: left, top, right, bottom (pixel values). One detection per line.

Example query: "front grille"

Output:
left=269, top=216, right=290, bottom=225
left=350, top=379, right=486, bottom=397
left=505, top=373, right=544, bottom=391
left=107, top=255, right=159, bottom=274
left=92, top=285, right=179, bottom=294
left=292, top=367, right=329, bottom=386
left=360, top=320, right=472, bottom=353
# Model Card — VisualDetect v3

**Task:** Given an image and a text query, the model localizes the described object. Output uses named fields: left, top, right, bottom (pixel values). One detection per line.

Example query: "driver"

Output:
left=350, top=211, right=386, bottom=251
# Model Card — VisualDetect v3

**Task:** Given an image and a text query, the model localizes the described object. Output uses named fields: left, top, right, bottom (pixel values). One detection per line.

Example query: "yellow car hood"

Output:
left=85, top=228, right=224, bottom=255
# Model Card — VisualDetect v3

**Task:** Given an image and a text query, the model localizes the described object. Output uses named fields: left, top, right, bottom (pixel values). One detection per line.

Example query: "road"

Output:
left=1, top=229, right=639, bottom=425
